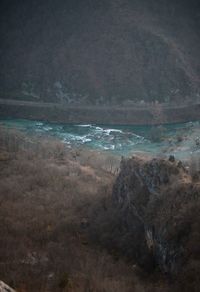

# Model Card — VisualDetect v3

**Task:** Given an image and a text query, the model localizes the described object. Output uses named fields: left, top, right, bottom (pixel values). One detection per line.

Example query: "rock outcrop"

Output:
left=112, top=156, right=200, bottom=284
left=0, top=281, right=15, bottom=292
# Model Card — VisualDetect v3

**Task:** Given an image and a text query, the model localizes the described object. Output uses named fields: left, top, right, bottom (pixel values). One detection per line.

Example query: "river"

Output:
left=1, top=118, right=200, bottom=159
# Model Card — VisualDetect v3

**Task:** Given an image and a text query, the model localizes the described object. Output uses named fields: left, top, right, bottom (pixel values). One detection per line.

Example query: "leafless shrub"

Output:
left=189, top=152, right=200, bottom=178
left=149, top=126, right=166, bottom=143
left=76, top=148, right=120, bottom=174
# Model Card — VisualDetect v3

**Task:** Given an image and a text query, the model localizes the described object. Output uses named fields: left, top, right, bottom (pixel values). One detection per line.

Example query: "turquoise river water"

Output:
left=1, top=118, right=200, bottom=159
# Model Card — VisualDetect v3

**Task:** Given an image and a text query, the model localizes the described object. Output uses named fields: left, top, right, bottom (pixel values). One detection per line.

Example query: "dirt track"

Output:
left=0, top=98, right=200, bottom=125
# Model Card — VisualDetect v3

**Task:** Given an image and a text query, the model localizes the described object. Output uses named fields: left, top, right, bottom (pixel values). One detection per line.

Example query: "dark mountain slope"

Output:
left=0, top=0, right=199, bottom=105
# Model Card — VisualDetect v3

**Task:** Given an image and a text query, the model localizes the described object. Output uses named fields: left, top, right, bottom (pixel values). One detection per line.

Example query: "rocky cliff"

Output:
left=111, top=156, right=200, bottom=289
left=0, top=0, right=200, bottom=105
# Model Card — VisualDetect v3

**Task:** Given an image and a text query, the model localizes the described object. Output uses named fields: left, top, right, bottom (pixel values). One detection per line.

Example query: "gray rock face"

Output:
left=112, top=157, right=200, bottom=277
left=0, top=281, right=15, bottom=292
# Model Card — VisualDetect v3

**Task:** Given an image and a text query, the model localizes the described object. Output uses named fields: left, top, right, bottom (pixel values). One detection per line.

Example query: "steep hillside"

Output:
left=0, top=0, right=200, bottom=105
left=0, top=127, right=171, bottom=291
left=90, top=156, right=200, bottom=291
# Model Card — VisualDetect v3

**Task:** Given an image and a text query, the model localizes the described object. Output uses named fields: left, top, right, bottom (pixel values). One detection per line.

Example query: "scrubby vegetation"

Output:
left=0, top=127, right=168, bottom=292
left=148, top=126, right=167, bottom=142
left=0, top=126, right=199, bottom=291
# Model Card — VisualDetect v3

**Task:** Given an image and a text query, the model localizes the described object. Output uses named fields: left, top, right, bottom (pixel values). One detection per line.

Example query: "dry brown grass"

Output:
left=0, top=127, right=172, bottom=292
left=0, top=127, right=127, bottom=291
